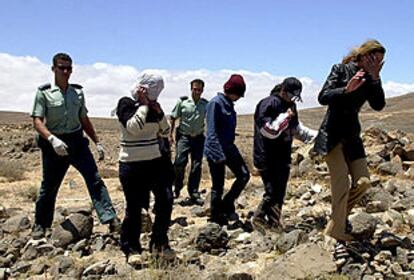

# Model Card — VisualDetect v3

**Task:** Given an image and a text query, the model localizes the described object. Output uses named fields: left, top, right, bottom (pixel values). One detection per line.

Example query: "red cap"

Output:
left=224, top=74, right=246, bottom=97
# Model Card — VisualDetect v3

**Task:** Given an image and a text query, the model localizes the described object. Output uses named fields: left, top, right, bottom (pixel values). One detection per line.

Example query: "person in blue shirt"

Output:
left=204, top=74, right=250, bottom=226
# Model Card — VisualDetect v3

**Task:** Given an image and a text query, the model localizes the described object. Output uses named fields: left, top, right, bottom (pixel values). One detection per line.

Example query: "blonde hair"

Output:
left=342, top=39, right=386, bottom=64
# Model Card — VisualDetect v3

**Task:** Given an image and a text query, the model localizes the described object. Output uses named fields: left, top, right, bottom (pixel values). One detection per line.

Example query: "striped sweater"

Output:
left=119, top=105, right=170, bottom=162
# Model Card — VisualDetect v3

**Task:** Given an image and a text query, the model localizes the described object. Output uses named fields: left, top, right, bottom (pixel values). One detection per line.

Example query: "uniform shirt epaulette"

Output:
left=70, top=84, right=83, bottom=89
left=38, top=83, right=51, bottom=91
left=180, top=96, right=189, bottom=101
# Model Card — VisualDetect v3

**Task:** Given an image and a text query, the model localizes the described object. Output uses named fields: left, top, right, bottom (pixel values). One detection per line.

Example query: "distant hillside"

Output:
left=298, top=92, right=414, bottom=133
left=1, top=92, right=414, bottom=132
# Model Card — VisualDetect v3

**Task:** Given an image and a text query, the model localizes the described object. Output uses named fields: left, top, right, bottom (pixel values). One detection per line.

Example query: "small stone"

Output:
left=366, top=201, right=388, bottom=213
left=2, top=215, right=31, bottom=233
left=82, top=260, right=110, bottom=276
left=31, top=263, right=48, bottom=275
left=11, top=261, right=31, bottom=274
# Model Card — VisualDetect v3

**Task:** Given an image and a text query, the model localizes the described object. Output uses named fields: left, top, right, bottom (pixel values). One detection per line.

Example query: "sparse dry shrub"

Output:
left=22, top=185, right=39, bottom=202
left=137, top=259, right=202, bottom=280
left=0, top=159, right=26, bottom=181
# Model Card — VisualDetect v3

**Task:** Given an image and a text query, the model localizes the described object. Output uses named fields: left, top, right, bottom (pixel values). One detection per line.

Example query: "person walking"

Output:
left=252, top=77, right=317, bottom=234
left=204, top=74, right=250, bottom=226
left=30, top=53, right=120, bottom=238
left=116, top=73, right=175, bottom=261
left=169, top=79, right=208, bottom=205
left=312, top=39, right=386, bottom=259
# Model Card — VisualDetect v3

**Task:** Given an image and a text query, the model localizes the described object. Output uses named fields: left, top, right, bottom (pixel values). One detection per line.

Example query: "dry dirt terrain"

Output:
left=0, top=93, right=413, bottom=279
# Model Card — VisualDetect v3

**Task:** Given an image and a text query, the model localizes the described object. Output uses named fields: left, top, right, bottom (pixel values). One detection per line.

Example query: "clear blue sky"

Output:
left=1, top=0, right=413, bottom=83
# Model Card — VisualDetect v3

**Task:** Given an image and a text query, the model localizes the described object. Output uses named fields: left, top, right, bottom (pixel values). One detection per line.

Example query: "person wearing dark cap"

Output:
left=252, top=77, right=317, bottom=234
left=204, top=74, right=250, bottom=226
left=312, top=40, right=386, bottom=260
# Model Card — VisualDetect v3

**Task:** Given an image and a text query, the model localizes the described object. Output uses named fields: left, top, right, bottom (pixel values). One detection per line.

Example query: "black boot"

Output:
left=252, top=200, right=269, bottom=235
left=267, top=204, right=282, bottom=231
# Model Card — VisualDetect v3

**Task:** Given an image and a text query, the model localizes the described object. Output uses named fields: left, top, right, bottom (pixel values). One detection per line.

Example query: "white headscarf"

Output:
left=131, top=73, right=164, bottom=101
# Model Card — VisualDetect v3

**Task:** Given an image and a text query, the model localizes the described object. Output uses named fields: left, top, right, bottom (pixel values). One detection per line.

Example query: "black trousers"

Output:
left=173, top=133, right=205, bottom=196
left=259, top=162, right=290, bottom=215
left=36, top=130, right=116, bottom=228
left=208, top=147, right=250, bottom=223
left=119, top=157, right=173, bottom=253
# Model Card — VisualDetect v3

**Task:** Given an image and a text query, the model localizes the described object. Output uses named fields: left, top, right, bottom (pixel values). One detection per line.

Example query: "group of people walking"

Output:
left=30, top=39, right=386, bottom=261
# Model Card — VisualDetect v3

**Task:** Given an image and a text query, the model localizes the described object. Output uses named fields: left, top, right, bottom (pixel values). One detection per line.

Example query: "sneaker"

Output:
left=31, top=224, right=46, bottom=240
left=108, top=217, right=122, bottom=233
left=333, top=241, right=350, bottom=266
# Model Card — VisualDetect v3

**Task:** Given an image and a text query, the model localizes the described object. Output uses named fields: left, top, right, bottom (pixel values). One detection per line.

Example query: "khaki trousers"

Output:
left=324, top=143, right=371, bottom=241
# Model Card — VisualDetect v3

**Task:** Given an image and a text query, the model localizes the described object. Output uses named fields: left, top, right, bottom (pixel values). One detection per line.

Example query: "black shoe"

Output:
left=108, top=217, right=122, bottom=233
left=223, top=203, right=238, bottom=221
left=209, top=215, right=228, bottom=226
left=190, top=193, right=204, bottom=206
left=179, top=197, right=195, bottom=207
left=31, top=224, right=46, bottom=240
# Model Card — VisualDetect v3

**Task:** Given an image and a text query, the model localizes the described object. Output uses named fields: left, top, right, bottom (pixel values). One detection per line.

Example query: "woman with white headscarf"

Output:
left=116, top=73, right=175, bottom=262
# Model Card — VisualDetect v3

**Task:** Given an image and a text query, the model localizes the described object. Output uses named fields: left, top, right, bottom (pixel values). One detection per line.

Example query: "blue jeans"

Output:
left=208, top=145, right=250, bottom=223
left=119, top=158, right=173, bottom=253
left=35, top=130, right=117, bottom=228
left=173, top=133, right=205, bottom=196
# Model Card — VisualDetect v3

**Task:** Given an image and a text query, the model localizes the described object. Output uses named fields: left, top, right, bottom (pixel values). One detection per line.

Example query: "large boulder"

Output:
left=275, top=229, right=308, bottom=253
left=259, top=243, right=336, bottom=280
left=350, top=212, right=379, bottom=240
left=51, top=213, right=93, bottom=248
left=377, top=161, right=403, bottom=176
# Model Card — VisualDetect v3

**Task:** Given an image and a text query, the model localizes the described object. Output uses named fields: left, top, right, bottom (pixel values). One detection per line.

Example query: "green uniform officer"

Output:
left=169, top=79, right=208, bottom=205
left=30, top=53, right=120, bottom=238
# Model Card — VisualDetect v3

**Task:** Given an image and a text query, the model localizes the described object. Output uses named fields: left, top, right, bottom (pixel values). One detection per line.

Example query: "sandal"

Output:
left=334, top=241, right=350, bottom=260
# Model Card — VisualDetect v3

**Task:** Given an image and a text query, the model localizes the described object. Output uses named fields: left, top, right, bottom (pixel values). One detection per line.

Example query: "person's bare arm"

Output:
left=169, top=118, right=176, bottom=144
left=33, top=117, right=52, bottom=140
left=80, top=116, right=99, bottom=144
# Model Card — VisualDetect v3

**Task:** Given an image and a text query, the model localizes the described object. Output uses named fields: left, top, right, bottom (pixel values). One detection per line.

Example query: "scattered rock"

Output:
left=195, top=223, right=229, bottom=253
left=2, top=214, right=31, bottom=233
left=275, top=229, right=308, bottom=253
left=350, top=212, right=379, bottom=240
left=260, top=243, right=336, bottom=280
left=82, top=259, right=110, bottom=277
left=51, top=213, right=93, bottom=248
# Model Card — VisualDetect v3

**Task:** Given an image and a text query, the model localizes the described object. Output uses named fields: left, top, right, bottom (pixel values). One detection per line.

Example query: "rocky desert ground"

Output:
left=0, top=93, right=414, bottom=280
